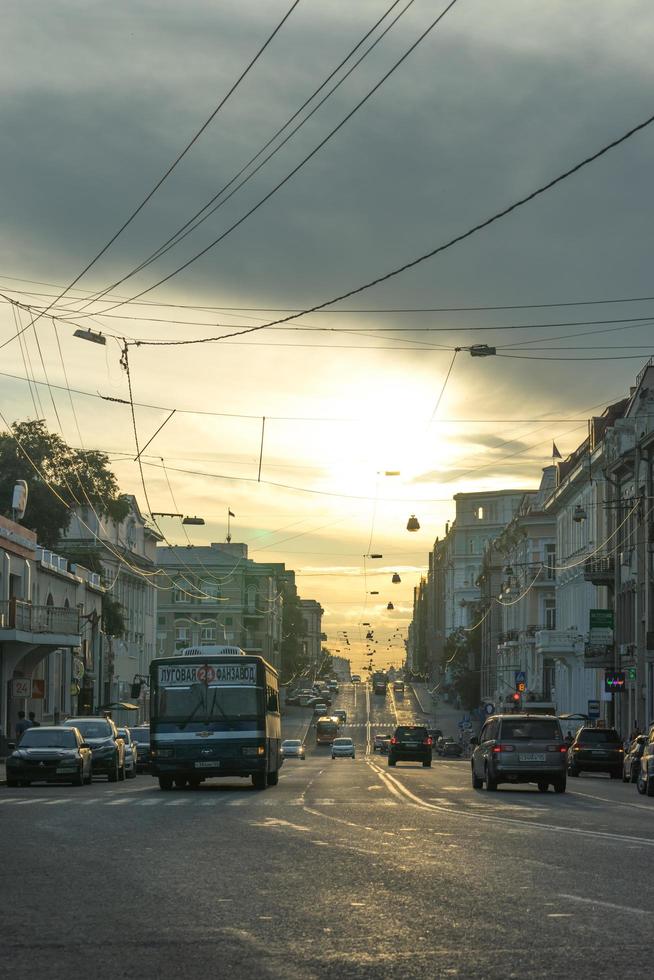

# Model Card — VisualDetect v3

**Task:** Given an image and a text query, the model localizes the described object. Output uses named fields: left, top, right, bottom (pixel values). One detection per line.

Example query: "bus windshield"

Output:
left=155, top=684, right=262, bottom=728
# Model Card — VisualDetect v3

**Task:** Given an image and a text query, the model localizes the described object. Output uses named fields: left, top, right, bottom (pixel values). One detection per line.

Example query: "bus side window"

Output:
left=266, top=687, right=279, bottom=713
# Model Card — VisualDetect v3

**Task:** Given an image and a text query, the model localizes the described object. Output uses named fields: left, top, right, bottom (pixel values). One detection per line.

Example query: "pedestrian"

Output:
left=564, top=730, right=574, bottom=746
left=15, top=710, right=32, bottom=741
left=28, top=711, right=40, bottom=727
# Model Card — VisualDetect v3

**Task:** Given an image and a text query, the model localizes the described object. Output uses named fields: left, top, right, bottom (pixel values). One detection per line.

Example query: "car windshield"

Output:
left=283, top=740, right=301, bottom=747
left=19, top=730, right=77, bottom=748
left=64, top=720, right=112, bottom=739
left=579, top=730, right=621, bottom=743
left=500, top=719, right=562, bottom=740
left=333, top=738, right=352, bottom=746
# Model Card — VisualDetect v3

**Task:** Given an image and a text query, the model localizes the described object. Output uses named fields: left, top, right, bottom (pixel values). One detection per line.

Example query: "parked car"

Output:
left=637, top=724, right=654, bottom=796
left=623, top=735, right=647, bottom=783
left=6, top=726, right=92, bottom=787
left=567, top=727, right=624, bottom=779
left=471, top=714, right=567, bottom=793
left=331, top=737, right=355, bottom=759
left=281, top=739, right=305, bottom=759
left=117, top=727, right=138, bottom=779
left=131, top=726, right=152, bottom=773
left=62, top=717, right=126, bottom=782
left=388, top=726, right=432, bottom=767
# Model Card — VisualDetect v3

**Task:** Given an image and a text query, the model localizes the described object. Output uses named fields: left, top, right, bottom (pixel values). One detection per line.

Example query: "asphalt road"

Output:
left=3, top=683, right=654, bottom=979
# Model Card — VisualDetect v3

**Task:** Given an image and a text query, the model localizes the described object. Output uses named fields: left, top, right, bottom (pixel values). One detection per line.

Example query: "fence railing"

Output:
left=0, top=599, right=80, bottom=635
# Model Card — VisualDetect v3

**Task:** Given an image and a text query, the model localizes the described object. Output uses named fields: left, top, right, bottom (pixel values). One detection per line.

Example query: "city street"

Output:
left=3, top=683, right=654, bottom=979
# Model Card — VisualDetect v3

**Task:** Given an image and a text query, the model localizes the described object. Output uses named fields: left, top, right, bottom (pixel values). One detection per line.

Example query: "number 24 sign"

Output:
left=11, top=678, right=31, bottom=699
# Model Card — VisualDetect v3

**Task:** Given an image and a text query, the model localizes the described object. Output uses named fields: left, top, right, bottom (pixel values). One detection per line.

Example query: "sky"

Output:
left=1, top=0, right=653, bottom=672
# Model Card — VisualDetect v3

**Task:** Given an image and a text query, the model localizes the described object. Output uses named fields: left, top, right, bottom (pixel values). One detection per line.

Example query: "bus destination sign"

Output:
left=158, top=663, right=257, bottom=686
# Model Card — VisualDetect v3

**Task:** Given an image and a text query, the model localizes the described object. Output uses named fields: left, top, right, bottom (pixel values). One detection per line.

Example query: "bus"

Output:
left=372, top=670, right=388, bottom=696
left=316, top=716, right=339, bottom=745
left=149, top=647, right=281, bottom=791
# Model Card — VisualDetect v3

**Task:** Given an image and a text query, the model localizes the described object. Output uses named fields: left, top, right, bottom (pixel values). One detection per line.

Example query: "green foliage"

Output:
left=318, top=650, right=333, bottom=678
left=0, top=419, right=130, bottom=548
left=280, top=584, right=308, bottom=680
left=101, top=594, right=125, bottom=638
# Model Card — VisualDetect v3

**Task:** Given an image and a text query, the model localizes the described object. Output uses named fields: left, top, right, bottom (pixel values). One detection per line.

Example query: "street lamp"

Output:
left=151, top=512, right=205, bottom=525
left=392, top=573, right=401, bottom=583
left=406, top=515, right=420, bottom=532
left=73, top=327, right=106, bottom=346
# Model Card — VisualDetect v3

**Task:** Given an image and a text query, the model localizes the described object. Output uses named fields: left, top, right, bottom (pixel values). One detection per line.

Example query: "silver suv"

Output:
left=470, top=714, right=567, bottom=794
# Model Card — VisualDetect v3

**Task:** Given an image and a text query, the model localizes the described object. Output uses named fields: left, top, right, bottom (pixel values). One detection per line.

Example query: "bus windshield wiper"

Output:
left=207, top=688, right=234, bottom=728
left=180, top=685, right=206, bottom=730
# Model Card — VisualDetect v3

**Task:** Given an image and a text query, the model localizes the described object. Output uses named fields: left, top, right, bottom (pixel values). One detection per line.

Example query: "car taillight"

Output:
left=390, top=737, right=398, bottom=745
left=492, top=744, right=515, bottom=753
left=546, top=745, right=567, bottom=753
left=423, top=737, right=433, bottom=746
left=616, top=747, right=624, bottom=753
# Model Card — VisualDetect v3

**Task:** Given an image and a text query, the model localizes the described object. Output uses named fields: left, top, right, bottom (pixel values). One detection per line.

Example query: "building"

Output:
left=299, top=599, right=324, bottom=674
left=0, top=515, right=102, bottom=750
left=61, top=495, right=161, bottom=723
left=155, top=542, right=285, bottom=672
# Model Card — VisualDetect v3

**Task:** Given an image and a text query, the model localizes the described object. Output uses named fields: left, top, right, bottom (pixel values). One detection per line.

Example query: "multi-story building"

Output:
left=155, top=542, right=285, bottom=672
left=0, top=515, right=102, bottom=750
left=299, top=599, right=324, bottom=674
left=61, top=495, right=161, bottom=723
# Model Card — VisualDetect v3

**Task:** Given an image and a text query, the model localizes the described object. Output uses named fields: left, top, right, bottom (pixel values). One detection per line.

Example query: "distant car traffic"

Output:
left=379, top=736, right=392, bottom=755
left=351, top=674, right=361, bottom=683
left=117, top=727, right=138, bottom=779
left=373, top=733, right=390, bottom=753
left=427, top=728, right=443, bottom=743
left=331, top=737, right=355, bottom=759
left=471, top=714, right=567, bottom=792
left=568, top=727, right=624, bottom=779
left=281, top=739, right=305, bottom=760
left=6, top=726, right=93, bottom=787
left=131, top=727, right=152, bottom=773
left=62, top=717, right=126, bottom=782
left=388, top=726, right=432, bottom=768
left=313, top=702, right=329, bottom=718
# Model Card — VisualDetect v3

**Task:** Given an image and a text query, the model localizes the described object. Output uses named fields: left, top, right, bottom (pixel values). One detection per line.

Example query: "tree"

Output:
left=280, top=584, right=308, bottom=682
left=318, top=650, right=333, bottom=678
left=0, top=419, right=130, bottom=548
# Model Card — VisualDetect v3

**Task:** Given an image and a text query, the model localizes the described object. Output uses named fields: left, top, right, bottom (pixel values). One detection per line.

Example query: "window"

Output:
left=199, top=581, right=221, bottom=604
left=474, top=505, right=485, bottom=520
left=173, top=582, right=187, bottom=603
left=175, top=626, right=188, bottom=642
left=544, top=599, right=556, bottom=630
left=200, top=627, right=216, bottom=643
left=545, top=543, right=556, bottom=580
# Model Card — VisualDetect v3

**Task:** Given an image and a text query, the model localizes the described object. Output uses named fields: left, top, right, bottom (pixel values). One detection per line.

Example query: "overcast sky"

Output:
left=2, top=0, right=653, bottom=668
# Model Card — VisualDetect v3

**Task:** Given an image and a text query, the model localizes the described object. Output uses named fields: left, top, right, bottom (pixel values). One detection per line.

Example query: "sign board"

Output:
left=514, top=670, right=527, bottom=693
left=11, top=678, right=31, bottom=699
left=590, top=609, right=614, bottom=629
left=589, top=627, right=613, bottom=645
left=628, top=667, right=637, bottom=681
left=31, top=679, right=45, bottom=699
left=604, top=671, right=626, bottom=693
left=72, top=657, right=85, bottom=680
left=157, top=662, right=257, bottom=687
left=588, top=699, right=601, bottom=719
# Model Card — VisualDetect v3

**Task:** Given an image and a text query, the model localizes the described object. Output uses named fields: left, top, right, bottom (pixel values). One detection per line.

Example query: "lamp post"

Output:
left=151, top=512, right=205, bottom=525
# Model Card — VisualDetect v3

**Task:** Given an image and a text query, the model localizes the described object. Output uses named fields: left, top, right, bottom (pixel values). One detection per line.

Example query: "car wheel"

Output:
left=637, top=771, right=647, bottom=795
left=553, top=776, right=566, bottom=794
left=108, top=759, right=119, bottom=782
left=174, top=776, right=188, bottom=789
left=485, top=765, right=498, bottom=791
left=630, top=766, right=639, bottom=784
left=647, top=774, right=654, bottom=798
left=20, top=781, right=31, bottom=788
left=127, top=764, right=137, bottom=779
left=267, top=770, right=279, bottom=786
left=388, top=759, right=396, bottom=767
left=568, top=766, right=580, bottom=777
left=537, top=781, right=549, bottom=793
left=471, top=767, right=483, bottom=790
left=6, top=779, right=18, bottom=788
left=118, top=762, right=126, bottom=781
left=252, top=772, right=267, bottom=790
left=423, top=760, right=432, bottom=768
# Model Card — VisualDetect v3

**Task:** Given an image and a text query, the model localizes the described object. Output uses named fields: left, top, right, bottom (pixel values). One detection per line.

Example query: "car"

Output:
left=441, top=738, right=464, bottom=758
left=6, top=726, right=93, bottom=787
left=281, top=739, right=305, bottom=759
left=637, top=725, right=654, bottom=796
left=62, top=716, right=126, bottom=782
left=623, top=735, right=646, bottom=783
left=568, top=727, right=624, bottom=779
left=373, top=733, right=390, bottom=753
left=331, top=737, right=355, bottom=759
left=471, top=714, right=567, bottom=793
left=434, top=736, right=447, bottom=756
left=427, top=728, right=443, bottom=743
left=312, top=702, right=329, bottom=718
left=379, top=736, right=392, bottom=755
left=328, top=681, right=339, bottom=694
left=307, top=694, right=331, bottom=708
left=333, top=709, right=347, bottom=726
left=388, top=726, right=432, bottom=767
left=284, top=691, right=302, bottom=706
left=117, top=727, right=138, bottom=779
left=351, top=674, right=361, bottom=683
left=130, top=726, right=152, bottom=773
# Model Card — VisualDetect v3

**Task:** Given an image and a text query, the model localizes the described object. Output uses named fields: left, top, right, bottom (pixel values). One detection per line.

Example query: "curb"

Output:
left=410, top=683, right=433, bottom=715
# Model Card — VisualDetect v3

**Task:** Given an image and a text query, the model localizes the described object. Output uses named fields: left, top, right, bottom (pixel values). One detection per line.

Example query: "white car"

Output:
left=282, top=739, right=305, bottom=760
left=117, top=727, right=138, bottom=779
left=331, top=737, right=355, bottom=759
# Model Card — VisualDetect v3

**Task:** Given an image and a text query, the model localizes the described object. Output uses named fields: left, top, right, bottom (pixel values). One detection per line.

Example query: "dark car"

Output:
left=427, top=728, right=443, bottom=744
left=130, top=726, right=152, bottom=773
left=568, top=727, right=624, bottom=779
left=471, top=714, right=567, bottom=793
left=388, top=725, right=432, bottom=768
left=441, top=738, right=463, bottom=758
left=63, top=717, right=126, bottom=781
left=6, top=726, right=92, bottom=787
left=623, top=735, right=647, bottom=783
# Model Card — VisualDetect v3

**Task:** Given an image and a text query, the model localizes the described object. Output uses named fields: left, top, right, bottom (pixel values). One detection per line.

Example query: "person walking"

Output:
left=15, top=710, right=32, bottom=742
left=28, top=711, right=40, bottom=727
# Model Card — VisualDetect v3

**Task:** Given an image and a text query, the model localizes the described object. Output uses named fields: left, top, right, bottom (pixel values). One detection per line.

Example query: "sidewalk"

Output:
left=410, top=683, right=465, bottom=739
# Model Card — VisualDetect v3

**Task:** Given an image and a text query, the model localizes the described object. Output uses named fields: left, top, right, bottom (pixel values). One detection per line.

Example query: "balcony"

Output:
left=0, top=598, right=80, bottom=646
left=528, top=562, right=556, bottom=584
left=584, top=556, right=615, bottom=586
left=535, top=629, right=584, bottom=662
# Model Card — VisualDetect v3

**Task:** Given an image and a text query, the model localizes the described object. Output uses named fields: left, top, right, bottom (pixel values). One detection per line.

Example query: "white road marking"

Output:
left=105, top=798, right=133, bottom=805
left=137, top=799, right=160, bottom=805
left=566, top=788, right=654, bottom=813
left=41, top=799, right=71, bottom=805
left=13, top=798, right=49, bottom=805
left=559, top=894, right=648, bottom=915
left=164, top=798, right=190, bottom=806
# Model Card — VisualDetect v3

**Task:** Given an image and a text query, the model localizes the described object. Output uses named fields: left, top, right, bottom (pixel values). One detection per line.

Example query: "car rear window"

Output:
left=499, top=719, right=562, bottom=740
left=395, top=727, right=427, bottom=740
left=333, top=738, right=352, bottom=746
left=579, top=729, right=621, bottom=743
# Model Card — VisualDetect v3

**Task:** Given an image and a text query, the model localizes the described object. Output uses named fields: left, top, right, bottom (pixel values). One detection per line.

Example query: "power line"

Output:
left=127, top=110, right=654, bottom=349
left=71, top=0, right=462, bottom=322
left=0, top=0, right=303, bottom=349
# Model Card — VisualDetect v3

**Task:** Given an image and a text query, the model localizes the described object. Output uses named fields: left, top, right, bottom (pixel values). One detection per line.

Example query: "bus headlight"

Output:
left=242, top=746, right=265, bottom=756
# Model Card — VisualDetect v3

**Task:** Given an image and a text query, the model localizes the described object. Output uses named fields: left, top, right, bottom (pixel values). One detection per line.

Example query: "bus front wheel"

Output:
left=267, top=770, right=279, bottom=787
left=158, top=776, right=173, bottom=791
left=252, top=772, right=267, bottom=790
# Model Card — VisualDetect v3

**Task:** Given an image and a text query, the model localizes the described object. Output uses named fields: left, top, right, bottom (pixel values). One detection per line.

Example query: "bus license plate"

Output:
left=195, top=761, right=219, bottom=768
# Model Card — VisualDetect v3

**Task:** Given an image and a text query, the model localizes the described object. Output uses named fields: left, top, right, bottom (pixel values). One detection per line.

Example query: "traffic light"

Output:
left=511, top=692, right=520, bottom=703
left=517, top=681, right=526, bottom=693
